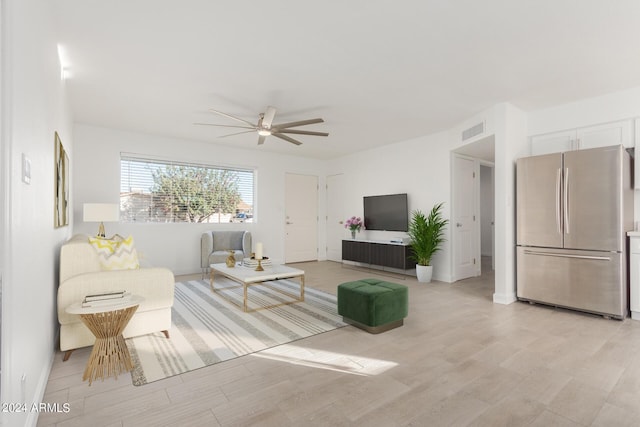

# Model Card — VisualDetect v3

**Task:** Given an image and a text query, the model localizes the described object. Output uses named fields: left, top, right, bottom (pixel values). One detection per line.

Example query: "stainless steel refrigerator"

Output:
left=516, top=144, right=634, bottom=319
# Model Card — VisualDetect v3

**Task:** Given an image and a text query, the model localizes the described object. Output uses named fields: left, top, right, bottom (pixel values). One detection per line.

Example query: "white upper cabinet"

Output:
left=530, top=119, right=634, bottom=156
left=530, top=130, right=576, bottom=155
left=576, top=120, right=633, bottom=150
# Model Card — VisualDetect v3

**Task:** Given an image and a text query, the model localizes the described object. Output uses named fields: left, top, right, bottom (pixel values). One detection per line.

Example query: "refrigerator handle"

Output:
left=523, top=250, right=611, bottom=261
left=564, top=167, right=570, bottom=234
left=556, top=168, right=562, bottom=235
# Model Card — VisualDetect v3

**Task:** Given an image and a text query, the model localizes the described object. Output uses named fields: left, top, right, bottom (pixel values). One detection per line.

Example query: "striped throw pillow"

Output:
left=89, top=235, right=140, bottom=270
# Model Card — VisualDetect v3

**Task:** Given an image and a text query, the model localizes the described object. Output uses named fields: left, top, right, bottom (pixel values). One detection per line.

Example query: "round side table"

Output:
left=66, top=295, right=144, bottom=385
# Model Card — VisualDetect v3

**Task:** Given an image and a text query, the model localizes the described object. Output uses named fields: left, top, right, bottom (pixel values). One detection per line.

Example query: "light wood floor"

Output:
left=39, top=260, right=640, bottom=426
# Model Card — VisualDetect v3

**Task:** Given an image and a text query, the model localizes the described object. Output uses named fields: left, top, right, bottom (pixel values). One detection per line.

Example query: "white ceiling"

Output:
left=54, top=0, right=640, bottom=160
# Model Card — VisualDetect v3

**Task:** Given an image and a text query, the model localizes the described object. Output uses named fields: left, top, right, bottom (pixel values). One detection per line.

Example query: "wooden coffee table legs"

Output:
left=78, top=305, right=139, bottom=385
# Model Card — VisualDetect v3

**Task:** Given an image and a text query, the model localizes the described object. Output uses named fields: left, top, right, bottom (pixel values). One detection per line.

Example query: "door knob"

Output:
left=456, top=222, right=462, bottom=227
left=286, top=221, right=293, bottom=225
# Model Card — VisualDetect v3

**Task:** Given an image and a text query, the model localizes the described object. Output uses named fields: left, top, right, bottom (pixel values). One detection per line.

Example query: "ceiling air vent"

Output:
left=462, top=122, right=484, bottom=141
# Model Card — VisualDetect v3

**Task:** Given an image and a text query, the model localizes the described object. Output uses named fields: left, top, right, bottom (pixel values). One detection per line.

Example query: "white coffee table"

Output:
left=209, top=263, right=305, bottom=312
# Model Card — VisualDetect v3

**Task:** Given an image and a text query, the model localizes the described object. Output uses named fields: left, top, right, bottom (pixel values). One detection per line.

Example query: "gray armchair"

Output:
left=201, top=231, right=252, bottom=277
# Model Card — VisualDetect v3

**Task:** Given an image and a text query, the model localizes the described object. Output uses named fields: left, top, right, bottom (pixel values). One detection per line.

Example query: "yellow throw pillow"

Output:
left=89, top=235, right=140, bottom=270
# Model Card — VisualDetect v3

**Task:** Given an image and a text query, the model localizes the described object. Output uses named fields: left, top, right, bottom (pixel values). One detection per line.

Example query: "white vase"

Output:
left=416, top=265, right=433, bottom=283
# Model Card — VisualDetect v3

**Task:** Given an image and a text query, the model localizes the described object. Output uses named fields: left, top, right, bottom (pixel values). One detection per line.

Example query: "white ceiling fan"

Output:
left=195, top=106, right=328, bottom=145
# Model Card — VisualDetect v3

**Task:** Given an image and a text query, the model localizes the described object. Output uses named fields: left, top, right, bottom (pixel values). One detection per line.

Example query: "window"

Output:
left=120, top=155, right=254, bottom=223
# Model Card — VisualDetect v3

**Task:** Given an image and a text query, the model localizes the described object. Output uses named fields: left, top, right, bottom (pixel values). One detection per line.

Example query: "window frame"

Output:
left=119, top=153, right=256, bottom=224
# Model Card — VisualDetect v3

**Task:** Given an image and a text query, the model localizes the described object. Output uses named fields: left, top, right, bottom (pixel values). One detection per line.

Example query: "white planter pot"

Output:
left=416, top=265, right=433, bottom=283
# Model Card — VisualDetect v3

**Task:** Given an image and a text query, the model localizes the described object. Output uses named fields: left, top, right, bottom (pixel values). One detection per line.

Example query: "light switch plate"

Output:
left=22, top=153, right=31, bottom=184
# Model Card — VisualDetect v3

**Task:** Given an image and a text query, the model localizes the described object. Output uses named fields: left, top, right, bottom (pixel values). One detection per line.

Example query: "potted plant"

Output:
left=408, top=202, right=448, bottom=283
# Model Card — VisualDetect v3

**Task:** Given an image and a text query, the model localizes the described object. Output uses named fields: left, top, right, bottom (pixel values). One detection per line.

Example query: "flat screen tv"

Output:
left=363, top=193, right=408, bottom=232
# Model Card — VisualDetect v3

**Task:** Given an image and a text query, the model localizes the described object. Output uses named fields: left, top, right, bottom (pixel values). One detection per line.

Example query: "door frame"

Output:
left=450, top=134, right=496, bottom=282
left=0, top=3, right=7, bottom=404
left=479, top=161, right=495, bottom=271
left=325, top=173, right=345, bottom=262
left=0, top=2, right=9, bottom=405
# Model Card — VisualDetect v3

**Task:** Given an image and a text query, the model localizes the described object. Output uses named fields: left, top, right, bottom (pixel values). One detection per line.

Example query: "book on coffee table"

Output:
left=82, top=292, right=131, bottom=307
left=84, top=290, right=127, bottom=302
left=242, top=257, right=272, bottom=268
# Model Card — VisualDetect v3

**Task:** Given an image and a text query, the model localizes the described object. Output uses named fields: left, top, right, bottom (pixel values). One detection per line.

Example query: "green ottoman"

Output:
left=337, top=279, right=408, bottom=333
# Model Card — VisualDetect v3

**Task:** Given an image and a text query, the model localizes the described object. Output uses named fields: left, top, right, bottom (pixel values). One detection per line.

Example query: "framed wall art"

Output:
left=54, top=132, right=69, bottom=228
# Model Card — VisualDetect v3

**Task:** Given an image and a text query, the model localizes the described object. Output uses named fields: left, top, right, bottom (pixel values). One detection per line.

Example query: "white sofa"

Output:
left=57, top=234, right=175, bottom=359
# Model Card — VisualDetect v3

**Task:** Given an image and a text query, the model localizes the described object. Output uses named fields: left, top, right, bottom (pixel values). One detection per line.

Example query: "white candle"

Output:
left=255, top=242, right=263, bottom=260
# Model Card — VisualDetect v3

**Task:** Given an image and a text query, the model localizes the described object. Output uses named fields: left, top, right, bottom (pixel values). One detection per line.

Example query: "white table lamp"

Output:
left=83, top=203, right=119, bottom=237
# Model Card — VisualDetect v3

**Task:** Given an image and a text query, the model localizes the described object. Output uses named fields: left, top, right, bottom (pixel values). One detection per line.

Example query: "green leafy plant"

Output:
left=149, top=165, right=241, bottom=223
left=408, top=202, right=448, bottom=266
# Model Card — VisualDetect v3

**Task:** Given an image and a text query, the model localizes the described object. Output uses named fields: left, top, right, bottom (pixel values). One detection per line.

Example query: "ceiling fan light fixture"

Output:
left=203, top=107, right=327, bottom=146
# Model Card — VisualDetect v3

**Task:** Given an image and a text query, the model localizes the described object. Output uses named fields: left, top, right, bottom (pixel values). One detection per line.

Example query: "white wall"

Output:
left=1, top=0, right=73, bottom=425
left=528, top=85, right=640, bottom=136
left=493, top=103, right=528, bottom=304
left=72, top=124, right=327, bottom=275
left=326, top=130, right=453, bottom=282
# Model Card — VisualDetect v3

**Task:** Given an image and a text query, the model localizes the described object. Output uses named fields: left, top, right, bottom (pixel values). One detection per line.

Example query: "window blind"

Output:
left=120, top=155, right=254, bottom=223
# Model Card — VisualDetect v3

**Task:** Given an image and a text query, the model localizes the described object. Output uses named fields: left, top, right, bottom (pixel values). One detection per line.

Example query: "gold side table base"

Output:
left=79, top=305, right=139, bottom=385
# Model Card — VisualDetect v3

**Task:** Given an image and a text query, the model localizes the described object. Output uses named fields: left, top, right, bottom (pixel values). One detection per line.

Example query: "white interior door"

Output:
left=453, top=154, right=479, bottom=280
left=285, top=173, right=318, bottom=263
left=326, top=174, right=345, bottom=262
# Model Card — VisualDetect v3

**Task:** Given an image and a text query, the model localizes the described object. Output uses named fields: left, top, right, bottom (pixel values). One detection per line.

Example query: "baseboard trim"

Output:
left=25, top=349, right=56, bottom=427
left=493, top=292, right=517, bottom=305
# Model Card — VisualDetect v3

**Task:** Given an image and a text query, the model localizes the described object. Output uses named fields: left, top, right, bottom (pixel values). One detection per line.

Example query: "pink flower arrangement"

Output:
left=345, top=216, right=364, bottom=232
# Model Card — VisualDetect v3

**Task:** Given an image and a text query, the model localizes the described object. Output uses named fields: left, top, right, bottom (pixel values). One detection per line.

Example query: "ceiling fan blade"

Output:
left=208, top=109, right=256, bottom=127
left=262, top=106, right=276, bottom=128
left=276, top=129, right=329, bottom=137
left=257, top=134, right=267, bottom=145
left=272, top=132, right=303, bottom=145
left=194, top=123, right=255, bottom=130
left=273, top=118, right=324, bottom=129
left=219, top=130, right=255, bottom=138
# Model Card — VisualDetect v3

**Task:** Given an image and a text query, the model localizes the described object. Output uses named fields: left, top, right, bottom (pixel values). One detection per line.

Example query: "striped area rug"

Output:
left=127, top=278, right=346, bottom=386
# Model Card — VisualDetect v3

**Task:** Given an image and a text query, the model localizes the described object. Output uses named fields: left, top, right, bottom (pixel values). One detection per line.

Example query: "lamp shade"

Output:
left=83, top=203, right=120, bottom=222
